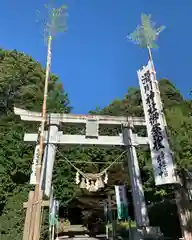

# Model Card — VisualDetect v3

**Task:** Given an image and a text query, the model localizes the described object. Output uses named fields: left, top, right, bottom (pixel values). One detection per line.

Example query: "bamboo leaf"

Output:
left=128, top=13, right=165, bottom=49
left=36, top=3, right=68, bottom=44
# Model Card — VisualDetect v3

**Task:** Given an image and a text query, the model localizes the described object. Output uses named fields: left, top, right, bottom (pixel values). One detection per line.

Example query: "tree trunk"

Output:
left=175, top=186, right=192, bottom=240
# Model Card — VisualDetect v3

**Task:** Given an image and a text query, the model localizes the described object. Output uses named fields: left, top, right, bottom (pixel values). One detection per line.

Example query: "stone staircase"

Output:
left=57, top=237, right=101, bottom=240
left=56, top=224, right=106, bottom=240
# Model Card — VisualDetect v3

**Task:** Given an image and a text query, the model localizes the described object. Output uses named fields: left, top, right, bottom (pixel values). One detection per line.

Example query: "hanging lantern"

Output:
left=75, top=171, right=80, bottom=184
left=89, top=181, right=97, bottom=192
left=104, top=172, right=108, bottom=184
left=80, top=178, right=86, bottom=189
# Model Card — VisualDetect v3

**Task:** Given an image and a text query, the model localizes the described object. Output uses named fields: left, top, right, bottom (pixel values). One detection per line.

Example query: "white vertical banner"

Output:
left=50, top=199, right=56, bottom=225
left=137, top=61, right=177, bottom=185
left=115, top=185, right=128, bottom=220
left=44, top=144, right=57, bottom=197
left=49, top=186, right=54, bottom=234
left=30, top=144, right=40, bottom=184
left=40, top=125, right=58, bottom=197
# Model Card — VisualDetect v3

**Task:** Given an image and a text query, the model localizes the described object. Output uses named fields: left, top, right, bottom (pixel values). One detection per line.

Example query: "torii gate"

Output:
left=14, top=107, right=160, bottom=239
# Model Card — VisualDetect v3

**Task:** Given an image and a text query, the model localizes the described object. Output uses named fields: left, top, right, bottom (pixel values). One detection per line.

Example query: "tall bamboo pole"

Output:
left=22, top=3, right=67, bottom=239
left=129, top=13, right=192, bottom=240
left=32, top=35, right=52, bottom=240
left=148, top=47, right=192, bottom=240
left=147, top=45, right=152, bottom=62
left=147, top=44, right=156, bottom=78
left=148, top=41, right=192, bottom=240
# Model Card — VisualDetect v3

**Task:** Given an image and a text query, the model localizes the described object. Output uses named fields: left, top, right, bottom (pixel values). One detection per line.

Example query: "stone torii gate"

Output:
left=14, top=107, right=160, bottom=239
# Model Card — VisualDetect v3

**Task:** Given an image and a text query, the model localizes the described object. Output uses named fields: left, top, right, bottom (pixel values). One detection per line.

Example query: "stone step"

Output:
left=57, top=237, right=102, bottom=240
left=56, top=234, right=107, bottom=240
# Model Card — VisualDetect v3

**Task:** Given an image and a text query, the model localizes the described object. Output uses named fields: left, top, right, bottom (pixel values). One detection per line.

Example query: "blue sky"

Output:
left=1, top=0, right=192, bottom=113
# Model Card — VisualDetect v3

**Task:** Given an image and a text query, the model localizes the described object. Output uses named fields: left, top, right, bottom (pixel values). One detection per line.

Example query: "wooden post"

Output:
left=23, top=191, right=49, bottom=240
left=23, top=191, right=34, bottom=240
left=33, top=191, right=43, bottom=240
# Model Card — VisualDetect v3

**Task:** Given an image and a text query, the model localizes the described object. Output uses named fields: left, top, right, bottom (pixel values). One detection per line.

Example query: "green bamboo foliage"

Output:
left=45, top=4, right=68, bottom=37
left=35, top=3, right=68, bottom=239
left=128, top=13, right=166, bottom=50
left=36, top=2, right=68, bottom=43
